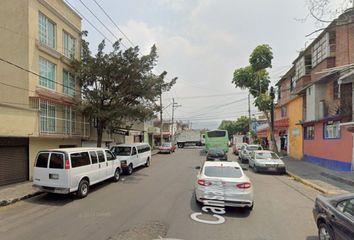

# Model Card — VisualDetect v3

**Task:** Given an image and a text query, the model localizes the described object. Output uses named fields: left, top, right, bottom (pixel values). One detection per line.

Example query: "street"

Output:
left=0, top=147, right=319, bottom=240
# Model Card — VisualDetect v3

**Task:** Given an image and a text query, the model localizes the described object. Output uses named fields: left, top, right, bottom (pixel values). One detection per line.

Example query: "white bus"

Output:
left=33, top=147, right=121, bottom=198
left=110, top=143, right=151, bottom=175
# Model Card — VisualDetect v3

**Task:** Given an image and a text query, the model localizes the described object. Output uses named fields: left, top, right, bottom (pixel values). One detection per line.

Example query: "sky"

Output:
left=66, top=0, right=350, bottom=129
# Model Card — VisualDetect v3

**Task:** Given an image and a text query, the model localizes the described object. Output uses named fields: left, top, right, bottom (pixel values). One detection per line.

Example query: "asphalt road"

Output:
left=0, top=147, right=320, bottom=240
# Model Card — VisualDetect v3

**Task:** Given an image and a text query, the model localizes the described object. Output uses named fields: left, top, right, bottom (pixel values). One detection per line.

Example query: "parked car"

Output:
left=158, top=142, right=176, bottom=154
left=248, top=150, right=286, bottom=174
left=206, top=147, right=228, bottom=161
left=239, top=144, right=263, bottom=163
left=33, top=147, right=121, bottom=198
left=233, top=143, right=247, bottom=155
left=313, top=193, right=354, bottom=240
left=110, top=143, right=151, bottom=175
left=195, top=161, right=254, bottom=210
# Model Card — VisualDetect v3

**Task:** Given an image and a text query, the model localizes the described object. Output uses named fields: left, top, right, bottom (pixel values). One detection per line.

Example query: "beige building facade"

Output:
left=0, top=0, right=88, bottom=185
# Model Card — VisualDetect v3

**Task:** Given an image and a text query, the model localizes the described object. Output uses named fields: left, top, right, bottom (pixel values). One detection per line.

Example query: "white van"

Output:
left=110, top=143, right=151, bottom=175
left=33, top=147, right=121, bottom=198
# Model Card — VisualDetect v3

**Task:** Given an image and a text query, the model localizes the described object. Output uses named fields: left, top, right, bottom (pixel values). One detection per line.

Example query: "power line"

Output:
left=78, top=0, right=128, bottom=49
left=64, top=0, right=114, bottom=45
left=165, top=92, right=247, bottom=100
left=92, top=0, right=135, bottom=48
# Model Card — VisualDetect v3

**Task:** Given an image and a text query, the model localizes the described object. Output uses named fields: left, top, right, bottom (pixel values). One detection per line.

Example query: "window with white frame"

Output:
left=295, top=56, right=306, bottom=80
left=40, top=101, right=56, bottom=133
left=63, top=70, right=75, bottom=97
left=63, top=31, right=75, bottom=59
left=63, top=106, right=76, bottom=134
left=312, top=33, right=330, bottom=66
left=324, top=121, right=340, bottom=139
left=39, top=57, right=56, bottom=90
left=39, top=12, right=56, bottom=49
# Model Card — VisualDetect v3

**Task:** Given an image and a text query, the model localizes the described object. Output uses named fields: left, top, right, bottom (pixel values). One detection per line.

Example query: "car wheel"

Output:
left=145, top=158, right=150, bottom=167
left=127, top=164, right=133, bottom=175
left=318, top=223, right=334, bottom=240
left=253, top=165, right=258, bottom=173
left=112, top=168, right=120, bottom=182
left=77, top=179, right=89, bottom=198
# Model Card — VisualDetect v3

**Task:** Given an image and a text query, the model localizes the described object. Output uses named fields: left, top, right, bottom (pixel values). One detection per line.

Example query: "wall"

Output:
left=304, top=123, right=353, bottom=171
left=306, top=85, right=316, bottom=121
left=29, top=137, right=81, bottom=179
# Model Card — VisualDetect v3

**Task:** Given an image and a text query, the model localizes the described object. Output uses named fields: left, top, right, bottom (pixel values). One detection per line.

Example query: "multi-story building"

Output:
left=0, top=0, right=88, bottom=185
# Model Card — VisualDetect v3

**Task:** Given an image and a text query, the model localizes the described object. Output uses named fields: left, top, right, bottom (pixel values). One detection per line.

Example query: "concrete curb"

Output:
left=286, top=170, right=330, bottom=194
left=0, top=190, right=43, bottom=208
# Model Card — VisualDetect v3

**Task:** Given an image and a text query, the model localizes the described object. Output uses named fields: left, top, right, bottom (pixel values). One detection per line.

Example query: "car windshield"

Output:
left=209, top=148, right=224, bottom=154
left=204, top=166, right=242, bottom=178
left=162, top=143, right=171, bottom=147
left=111, top=146, right=131, bottom=156
left=255, top=152, right=280, bottom=160
left=247, top=145, right=261, bottom=151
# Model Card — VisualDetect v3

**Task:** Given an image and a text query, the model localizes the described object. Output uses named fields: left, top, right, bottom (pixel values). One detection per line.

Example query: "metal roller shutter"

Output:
left=0, top=146, right=28, bottom=186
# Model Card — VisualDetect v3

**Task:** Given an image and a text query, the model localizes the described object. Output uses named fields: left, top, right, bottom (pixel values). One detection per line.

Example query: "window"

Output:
left=63, top=106, right=76, bottom=135
left=49, top=153, right=64, bottom=169
left=39, top=12, right=56, bottom=49
left=290, top=76, right=296, bottom=92
left=304, top=126, right=315, bottom=140
left=137, top=145, right=150, bottom=153
left=40, top=100, right=56, bottom=133
left=39, top=57, right=56, bottom=90
left=97, top=151, right=105, bottom=162
left=337, top=199, right=354, bottom=219
left=312, top=33, right=329, bottom=66
left=36, top=153, right=49, bottom=168
left=63, top=31, right=75, bottom=59
left=207, top=131, right=226, bottom=138
left=63, top=70, right=75, bottom=97
left=71, top=152, right=90, bottom=168
left=324, top=121, right=341, bottom=139
left=105, top=150, right=115, bottom=161
left=132, top=147, right=137, bottom=155
left=112, top=147, right=131, bottom=156
left=204, top=166, right=242, bottom=178
left=281, top=106, right=287, bottom=118
left=295, top=57, right=305, bottom=80
left=89, top=151, right=98, bottom=164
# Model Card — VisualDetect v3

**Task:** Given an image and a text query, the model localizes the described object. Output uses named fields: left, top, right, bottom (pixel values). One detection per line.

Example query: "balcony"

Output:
left=30, top=97, right=90, bottom=138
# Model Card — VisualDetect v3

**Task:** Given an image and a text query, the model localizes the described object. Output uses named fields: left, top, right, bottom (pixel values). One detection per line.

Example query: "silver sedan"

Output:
left=248, top=150, right=286, bottom=174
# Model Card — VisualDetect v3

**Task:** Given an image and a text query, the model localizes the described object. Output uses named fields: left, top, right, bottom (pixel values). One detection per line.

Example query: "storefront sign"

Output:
left=292, top=128, right=300, bottom=136
left=112, top=129, right=129, bottom=136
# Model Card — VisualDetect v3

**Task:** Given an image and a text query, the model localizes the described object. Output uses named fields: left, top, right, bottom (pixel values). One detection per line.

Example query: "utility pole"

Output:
left=171, top=98, right=181, bottom=142
left=270, top=86, right=278, bottom=153
left=248, top=93, right=251, bottom=143
left=160, top=92, right=163, bottom=146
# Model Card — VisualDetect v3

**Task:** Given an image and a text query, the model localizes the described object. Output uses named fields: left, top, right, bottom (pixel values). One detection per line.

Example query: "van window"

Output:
left=49, top=153, right=64, bottom=169
left=89, top=151, right=98, bottom=164
left=111, top=146, right=131, bottom=156
left=97, top=151, right=105, bottom=163
left=36, top=153, right=49, bottom=168
left=132, top=147, right=137, bottom=155
left=71, top=152, right=90, bottom=168
left=105, top=150, right=115, bottom=161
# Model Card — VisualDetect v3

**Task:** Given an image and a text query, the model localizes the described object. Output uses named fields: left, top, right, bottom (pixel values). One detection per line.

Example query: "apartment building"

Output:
left=0, top=0, right=88, bottom=185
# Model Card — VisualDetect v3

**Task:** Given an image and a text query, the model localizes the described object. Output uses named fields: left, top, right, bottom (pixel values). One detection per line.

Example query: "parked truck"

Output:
left=175, top=130, right=203, bottom=148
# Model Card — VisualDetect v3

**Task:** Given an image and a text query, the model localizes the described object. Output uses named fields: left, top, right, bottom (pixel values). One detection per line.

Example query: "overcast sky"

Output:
left=66, top=0, right=349, bottom=129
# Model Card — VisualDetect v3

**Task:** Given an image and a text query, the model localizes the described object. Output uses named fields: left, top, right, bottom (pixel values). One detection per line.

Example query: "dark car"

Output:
left=313, top=193, right=354, bottom=240
left=206, top=148, right=228, bottom=161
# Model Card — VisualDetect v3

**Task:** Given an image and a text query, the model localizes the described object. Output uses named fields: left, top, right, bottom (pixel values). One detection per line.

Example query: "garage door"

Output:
left=0, top=146, right=28, bottom=186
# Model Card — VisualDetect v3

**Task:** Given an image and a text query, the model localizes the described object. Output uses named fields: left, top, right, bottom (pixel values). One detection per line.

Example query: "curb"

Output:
left=286, top=170, right=330, bottom=194
left=0, top=190, right=44, bottom=208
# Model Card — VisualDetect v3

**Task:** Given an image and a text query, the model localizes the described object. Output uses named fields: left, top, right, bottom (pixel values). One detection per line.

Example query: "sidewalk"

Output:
left=283, top=156, right=354, bottom=194
left=0, top=149, right=160, bottom=207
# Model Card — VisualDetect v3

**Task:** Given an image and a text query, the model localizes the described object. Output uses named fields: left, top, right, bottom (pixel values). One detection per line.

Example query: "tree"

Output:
left=73, top=33, right=177, bottom=147
left=218, top=116, right=250, bottom=136
left=232, top=44, right=278, bottom=152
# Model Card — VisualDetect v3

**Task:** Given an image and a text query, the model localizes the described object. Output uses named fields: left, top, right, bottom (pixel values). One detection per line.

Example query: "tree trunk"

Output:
left=96, top=120, right=104, bottom=147
left=264, top=111, right=278, bottom=153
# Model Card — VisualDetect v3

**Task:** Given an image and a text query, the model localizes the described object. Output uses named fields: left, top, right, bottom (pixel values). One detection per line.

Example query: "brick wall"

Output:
left=336, top=22, right=354, bottom=66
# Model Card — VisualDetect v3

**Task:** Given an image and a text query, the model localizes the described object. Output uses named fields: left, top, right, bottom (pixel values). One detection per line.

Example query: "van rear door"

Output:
left=33, top=152, right=69, bottom=188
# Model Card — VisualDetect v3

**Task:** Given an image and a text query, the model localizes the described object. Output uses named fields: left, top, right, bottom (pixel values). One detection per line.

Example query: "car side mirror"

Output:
left=195, top=166, right=201, bottom=170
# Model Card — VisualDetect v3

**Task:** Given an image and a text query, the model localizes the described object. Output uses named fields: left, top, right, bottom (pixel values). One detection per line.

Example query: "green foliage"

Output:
left=249, top=44, right=273, bottom=72
left=73, top=34, right=177, bottom=146
left=254, top=93, right=272, bottom=112
left=218, top=116, right=250, bottom=135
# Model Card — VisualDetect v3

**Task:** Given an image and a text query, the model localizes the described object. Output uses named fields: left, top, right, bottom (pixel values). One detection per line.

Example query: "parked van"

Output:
left=110, top=143, right=151, bottom=175
left=33, top=148, right=121, bottom=198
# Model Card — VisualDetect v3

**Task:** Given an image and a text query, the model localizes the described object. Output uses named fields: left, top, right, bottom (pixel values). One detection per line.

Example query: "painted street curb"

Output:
left=286, top=170, right=330, bottom=194
left=0, top=190, right=44, bottom=208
